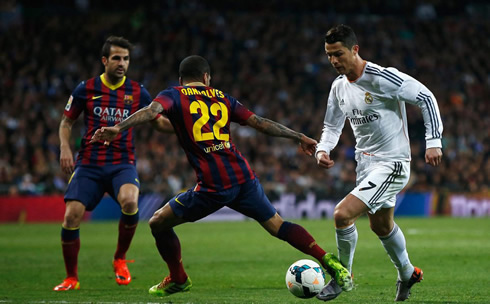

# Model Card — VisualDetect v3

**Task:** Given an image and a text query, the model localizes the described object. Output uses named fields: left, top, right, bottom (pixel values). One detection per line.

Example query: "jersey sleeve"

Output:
left=377, top=67, right=405, bottom=98
left=153, top=88, right=175, bottom=114
left=139, top=85, right=152, bottom=108
left=316, top=85, right=346, bottom=156
left=397, top=74, right=443, bottom=149
left=228, top=95, right=254, bottom=125
left=140, top=85, right=161, bottom=120
left=63, top=81, right=86, bottom=120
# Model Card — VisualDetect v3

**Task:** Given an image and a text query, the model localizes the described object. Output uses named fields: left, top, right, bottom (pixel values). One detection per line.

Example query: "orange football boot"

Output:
left=113, top=259, right=134, bottom=285
left=53, top=277, right=80, bottom=291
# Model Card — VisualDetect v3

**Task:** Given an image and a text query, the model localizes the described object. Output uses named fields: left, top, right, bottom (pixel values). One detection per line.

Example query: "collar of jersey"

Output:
left=348, top=60, right=367, bottom=83
left=100, top=74, right=126, bottom=90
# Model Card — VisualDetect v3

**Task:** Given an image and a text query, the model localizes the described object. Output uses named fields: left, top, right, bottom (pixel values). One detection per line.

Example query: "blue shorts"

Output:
left=64, top=164, right=140, bottom=211
left=169, top=178, right=276, bottom=223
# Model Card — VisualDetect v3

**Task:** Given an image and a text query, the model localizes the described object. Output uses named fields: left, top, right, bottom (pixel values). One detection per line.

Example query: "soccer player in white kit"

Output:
left=315, top=25, right=443, bottom=302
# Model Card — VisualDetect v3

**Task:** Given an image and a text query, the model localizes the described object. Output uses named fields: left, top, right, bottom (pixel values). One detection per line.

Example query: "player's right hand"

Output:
left=90, top=126, right=120, bottom=144
left=299, top=134, right=318, bottom=156
left=316, top=151, right=335, bottom=169
left=60, top=146, right=74, bottom=174
left=425, top=147, right=442, bottom=167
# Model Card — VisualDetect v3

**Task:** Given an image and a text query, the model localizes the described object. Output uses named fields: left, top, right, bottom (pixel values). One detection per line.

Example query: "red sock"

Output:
left=62, top=240, right=80, bottom=278
left=277, top=221, right=327, bottom=264
left=114, top=219, right=137, bottom=260
left=61, top=227, right=80, bottom=279
left=152, top=229, right=187, bottom=283
left=62, top=240, right=80, bottom=279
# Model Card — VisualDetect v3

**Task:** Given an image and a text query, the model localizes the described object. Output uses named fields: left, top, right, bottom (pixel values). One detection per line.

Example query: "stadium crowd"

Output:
left=0, top=0, right=488, bottom=200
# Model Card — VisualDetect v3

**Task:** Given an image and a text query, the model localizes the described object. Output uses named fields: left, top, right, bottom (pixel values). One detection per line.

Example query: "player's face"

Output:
left=103, top=46, right=130, bottom=80
left=325, top=42, right=357, bottom=75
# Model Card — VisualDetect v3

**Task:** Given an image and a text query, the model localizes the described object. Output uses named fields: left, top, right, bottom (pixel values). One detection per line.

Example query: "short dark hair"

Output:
left=179, top=55, right=211, bottom=82
left=101, top=36, right=133, bottom=58
left=325, top=25, right=358, bottom=49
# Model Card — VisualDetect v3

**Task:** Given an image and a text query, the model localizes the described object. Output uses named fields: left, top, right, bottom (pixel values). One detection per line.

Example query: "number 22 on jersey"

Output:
left=190, top=100, right=229, bottom=142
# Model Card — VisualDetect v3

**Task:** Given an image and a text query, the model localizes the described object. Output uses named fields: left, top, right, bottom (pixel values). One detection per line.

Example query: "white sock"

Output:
left=335, top=224, right=358, bottom=273
left=379, top=223, right=414, bottom=281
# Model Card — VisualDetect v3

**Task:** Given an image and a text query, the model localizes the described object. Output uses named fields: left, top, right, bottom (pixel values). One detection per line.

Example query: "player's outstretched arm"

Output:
left=245, top=114, right=317, bottom=156
left=150, top=115, right=174, bottom=133
left=91, top=101, right=163, bottom=143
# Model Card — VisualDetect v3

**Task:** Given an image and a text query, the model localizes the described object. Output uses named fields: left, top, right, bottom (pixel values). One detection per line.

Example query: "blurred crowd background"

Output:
left=1, top=0, right=489, bottom=201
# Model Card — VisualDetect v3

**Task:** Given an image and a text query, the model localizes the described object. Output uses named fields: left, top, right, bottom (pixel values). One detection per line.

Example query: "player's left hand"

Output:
left=299, top=134, right=318, bottom=156
left=425, top=147, right=442, bottom=167
left=90, top=126, right=120, bottom=144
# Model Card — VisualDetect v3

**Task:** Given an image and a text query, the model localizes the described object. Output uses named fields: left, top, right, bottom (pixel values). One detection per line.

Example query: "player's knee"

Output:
left=148, top=214, right=159, bottom=230
left=333, top=207, right=351, bottom=227
left=119, top=197, right=138, bottom=214
left=63, top=212, right=83, bottom=228
left=268, top=228, right=278, bottom=237
left=149, top=211, right=167, bottom=232
left=261, top=213, right=283, bottom=237
left=63, top=201, right=85, bottom=227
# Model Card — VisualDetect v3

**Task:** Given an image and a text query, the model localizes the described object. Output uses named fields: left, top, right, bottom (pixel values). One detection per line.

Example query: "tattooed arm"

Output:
left=245, top=114, right=317, bottom=156
left=246, top=114, right=302, bottom=140
left=59, top=115, right=76, bottom=174
left=90, top=101, right=163, bottom=143
left=117, top=101, right=163, bottom=131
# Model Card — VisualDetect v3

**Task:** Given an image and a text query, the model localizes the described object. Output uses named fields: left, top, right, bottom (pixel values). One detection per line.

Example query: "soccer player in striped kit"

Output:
left=315, top=25, right=443, bottom=302
left=53, top=36, right=173, bottom=291
left=91, top=55, right=354, bottom=297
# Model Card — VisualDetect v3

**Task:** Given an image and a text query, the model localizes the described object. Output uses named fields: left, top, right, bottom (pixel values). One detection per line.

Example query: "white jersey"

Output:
left=317, top=61, right=443, bottom=161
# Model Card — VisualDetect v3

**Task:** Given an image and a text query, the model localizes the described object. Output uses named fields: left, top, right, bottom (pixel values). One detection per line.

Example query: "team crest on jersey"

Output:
left=364, top=92, right=373, bottom=104
left=124, top=95, right=133, bottom=105
left=65, top=95, right=73, bottom=111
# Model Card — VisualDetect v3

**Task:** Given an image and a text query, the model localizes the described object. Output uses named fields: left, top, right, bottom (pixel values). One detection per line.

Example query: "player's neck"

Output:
left=103, top=73, right=124, bottom=86
left=346, top=59, right=366, bottom=82
left=184, top=82, right=206, bottom=86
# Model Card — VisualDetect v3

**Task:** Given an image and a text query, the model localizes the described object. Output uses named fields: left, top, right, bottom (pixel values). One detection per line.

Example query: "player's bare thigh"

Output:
left=117, top=183, right=139, bottom=214
left=63, top=200, right=86, bottom=228
left=149, top=202, right=186, bottom=232
left=334, top=194, right=370, bottom=229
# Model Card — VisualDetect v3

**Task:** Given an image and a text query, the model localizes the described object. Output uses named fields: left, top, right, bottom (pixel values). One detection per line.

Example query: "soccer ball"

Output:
left=285, top=259, right=325, bottom=298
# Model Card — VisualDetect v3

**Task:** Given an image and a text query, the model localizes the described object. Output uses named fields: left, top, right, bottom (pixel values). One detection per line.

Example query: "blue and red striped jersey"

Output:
left=154, top=86, right=256, bottom=192
left=64, top=74, right=152, bottom=166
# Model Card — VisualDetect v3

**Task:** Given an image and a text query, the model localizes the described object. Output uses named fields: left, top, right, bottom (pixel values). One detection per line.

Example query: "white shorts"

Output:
left=351, top=155, right=410, bottom=214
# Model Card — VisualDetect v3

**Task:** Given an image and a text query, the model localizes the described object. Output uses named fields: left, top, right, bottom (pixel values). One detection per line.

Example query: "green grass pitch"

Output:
left=0, top=217, right=488, bottom=303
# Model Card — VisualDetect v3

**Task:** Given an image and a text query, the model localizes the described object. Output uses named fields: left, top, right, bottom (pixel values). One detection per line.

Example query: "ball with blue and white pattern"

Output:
left=285, top=259, right=326, bottom=298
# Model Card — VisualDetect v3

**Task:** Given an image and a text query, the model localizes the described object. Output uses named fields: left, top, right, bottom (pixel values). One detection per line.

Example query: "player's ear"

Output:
left=204, top=73, right=211, bottom=86
left=102, top=56, right=108, bottom=67
left=352, top=45, right=359, bottom=56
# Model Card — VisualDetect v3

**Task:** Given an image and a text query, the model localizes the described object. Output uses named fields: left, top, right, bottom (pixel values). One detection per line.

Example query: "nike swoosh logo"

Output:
left=92, top=95, right=103, bottom=100
left=359, top=181, right=376, bottom=191
left=175, top=197, right=185, bottom=206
